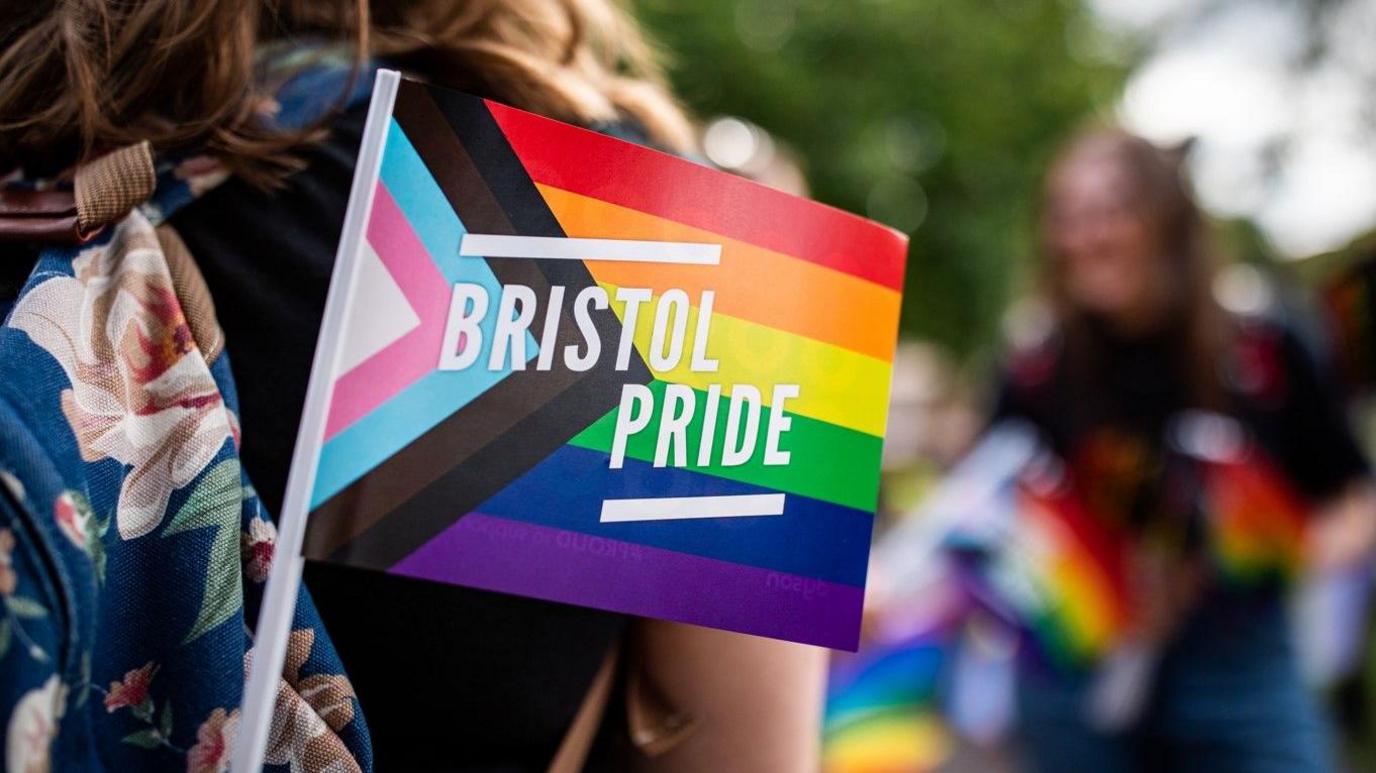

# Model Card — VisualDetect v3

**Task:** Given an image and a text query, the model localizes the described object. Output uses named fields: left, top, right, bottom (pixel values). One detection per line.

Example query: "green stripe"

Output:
left=569, top=381, right=881, bottom=511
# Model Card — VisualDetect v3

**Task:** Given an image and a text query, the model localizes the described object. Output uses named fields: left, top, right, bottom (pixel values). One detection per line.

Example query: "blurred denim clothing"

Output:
left=0, top=51, right=375, bottom=772
left=1017, top=595, right=1332, bottom=773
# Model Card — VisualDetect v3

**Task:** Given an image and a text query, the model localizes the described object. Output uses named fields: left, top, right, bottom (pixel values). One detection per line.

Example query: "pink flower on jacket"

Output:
left=8, top=214, right=233, bottom=539
left=51, top=491, right=108, bottom=580
left=256, top=629, right=363, bottom=772
left=104, top=662, right=158, bottom=713
left=241, top=517, right=276, bottom=584
left=172, top=156, right=230, bottom=200
left=53, top=492, right=93, bottom=553
left=187, top=708, right=238, bottom=773
left=0, top=529, right=16, bottom=597
left=5, top=676, right=66, bottom=773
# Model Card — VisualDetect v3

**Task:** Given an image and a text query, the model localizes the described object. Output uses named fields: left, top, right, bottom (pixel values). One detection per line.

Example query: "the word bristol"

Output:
left=438, top=282, right=800, bottom=471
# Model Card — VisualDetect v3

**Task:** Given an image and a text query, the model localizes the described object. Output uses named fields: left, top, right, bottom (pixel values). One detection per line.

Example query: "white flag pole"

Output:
left=232, top=69, right=401, bottom=772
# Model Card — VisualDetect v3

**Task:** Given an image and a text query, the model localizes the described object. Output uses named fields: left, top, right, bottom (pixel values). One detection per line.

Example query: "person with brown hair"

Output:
left=0, top=1, right=824, bottom=770
left=996, top=128, right=1376, bottom=771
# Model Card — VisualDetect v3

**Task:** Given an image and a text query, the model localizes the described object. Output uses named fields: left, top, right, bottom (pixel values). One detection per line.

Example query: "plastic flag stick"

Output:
left=232, top=69, right=401, bottom=772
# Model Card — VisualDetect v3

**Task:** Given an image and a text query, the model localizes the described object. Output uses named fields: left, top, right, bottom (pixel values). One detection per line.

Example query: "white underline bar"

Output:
left=600, top=494, right=786, bottom=523
left=460, top=233, right=721, bottom=265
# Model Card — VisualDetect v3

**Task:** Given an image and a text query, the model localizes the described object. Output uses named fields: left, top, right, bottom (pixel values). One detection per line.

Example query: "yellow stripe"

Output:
left=823, top=713, right=950, bottom=773
left=603, top=282, right=892, bottom=437
left=1049, top=556, right=1113, bottom=653
left=1024, top=506, right=1118, bottom=654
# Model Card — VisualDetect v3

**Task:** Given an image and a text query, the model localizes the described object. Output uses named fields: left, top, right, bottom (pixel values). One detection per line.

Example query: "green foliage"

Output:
left=634, top=0, right=1127, bottom=355
left=3, top=595, right=46, bottom=619
left=122, top=729, right=163, bottom=750
left=162, top=459, right=244, bottom=643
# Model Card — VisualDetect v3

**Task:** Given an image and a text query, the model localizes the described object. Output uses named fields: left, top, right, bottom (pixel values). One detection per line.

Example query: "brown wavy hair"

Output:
left=0, top=0, right=692, bottom=187
left=1039, top=128, right=1227, bottom=410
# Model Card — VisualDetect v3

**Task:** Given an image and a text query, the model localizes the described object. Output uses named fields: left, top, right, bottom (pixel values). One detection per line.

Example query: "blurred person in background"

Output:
left=995, top=128, right=1376, bottom=772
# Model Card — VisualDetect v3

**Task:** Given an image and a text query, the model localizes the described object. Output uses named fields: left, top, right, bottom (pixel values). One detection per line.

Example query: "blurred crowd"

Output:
left=825, top=131, right=1376, bottom=773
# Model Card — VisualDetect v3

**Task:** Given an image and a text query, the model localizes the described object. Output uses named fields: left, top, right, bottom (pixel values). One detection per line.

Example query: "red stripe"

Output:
left=485, top=100, right=909, bottom=291
left=1213, top=459, right=1308, bottom=538
left=1025, top=487, right=1130, bottom=605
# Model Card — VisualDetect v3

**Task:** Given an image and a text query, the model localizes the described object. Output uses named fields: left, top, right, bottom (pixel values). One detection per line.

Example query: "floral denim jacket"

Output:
left=0, top=56, right=374, bottom=772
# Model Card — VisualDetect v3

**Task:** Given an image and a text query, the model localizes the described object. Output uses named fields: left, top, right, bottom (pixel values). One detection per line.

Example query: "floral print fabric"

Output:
left=11, top=216, right=235, bottom=540
left=0, top=58, right=374, bottom=772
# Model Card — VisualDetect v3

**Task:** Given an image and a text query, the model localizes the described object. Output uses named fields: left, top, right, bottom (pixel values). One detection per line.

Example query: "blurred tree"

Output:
left=633, top=0, right=1127, bottom=356
left=1094, top=0, right=1376, bottom=260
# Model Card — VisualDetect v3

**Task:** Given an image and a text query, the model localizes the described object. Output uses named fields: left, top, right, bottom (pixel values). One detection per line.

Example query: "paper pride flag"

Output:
left=286, top=70, right=906, bottom=651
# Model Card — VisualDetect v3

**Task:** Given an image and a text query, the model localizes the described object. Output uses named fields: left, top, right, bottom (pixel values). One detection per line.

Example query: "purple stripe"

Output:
left=389, top=512, right=863, bottom=650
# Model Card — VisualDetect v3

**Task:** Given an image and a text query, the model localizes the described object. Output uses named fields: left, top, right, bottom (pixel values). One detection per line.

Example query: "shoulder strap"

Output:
left=0, top=141, right=154, bottom=244
left=547, top=641, right=621, bottom=773
left=74, top=141, right=156, bottom=236
left=545, top=635, right=701, bottom=772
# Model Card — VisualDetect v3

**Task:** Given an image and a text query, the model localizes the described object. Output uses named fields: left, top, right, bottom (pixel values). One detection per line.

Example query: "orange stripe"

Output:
left=1025, top=504, right=1127, bottom=653
left=537, top=183, right=902, bottom=362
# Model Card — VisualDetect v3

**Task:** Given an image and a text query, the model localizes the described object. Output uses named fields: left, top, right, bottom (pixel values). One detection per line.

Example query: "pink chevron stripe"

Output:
left=324, top=181, right=452, bottom=440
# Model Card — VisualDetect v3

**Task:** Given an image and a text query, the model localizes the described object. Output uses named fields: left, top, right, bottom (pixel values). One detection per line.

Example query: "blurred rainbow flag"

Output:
left=823, top=629, right=954, bottom=773
left=946, top=451, right=1135, bottom=666
left=1196, top=442, right=1310, bottom=584
left=953, top=413, right=1318, bottom=667
left=1002, top=472, right=1134, bottom=664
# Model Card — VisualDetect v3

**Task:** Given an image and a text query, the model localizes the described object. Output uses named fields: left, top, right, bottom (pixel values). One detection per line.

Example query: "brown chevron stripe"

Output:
left=304, top=84, right=566, bottom=557
left=302, top=82, right=650, bottom=562
left=328, top=357, right=641, bottom=568
left=301, top=301, right=597, bottom=558
left=393, top=82, right=517, bottom=237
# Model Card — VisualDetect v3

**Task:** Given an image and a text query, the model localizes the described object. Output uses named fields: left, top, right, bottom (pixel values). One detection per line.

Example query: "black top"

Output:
left=173, top=104, right=627, bottom=772
left=997, top=317, right=1370, bottom=540
left=0, top=244, right=37, bottom=317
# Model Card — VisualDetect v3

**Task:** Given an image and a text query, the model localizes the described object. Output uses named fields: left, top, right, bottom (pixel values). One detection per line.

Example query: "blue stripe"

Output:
left=473, top=445, right=873, bottom=587
left=377, top=119, right=472, bottom=283
left=311, top=119, right=536, bottom=507
left=825, top=642, right=946, bottom=718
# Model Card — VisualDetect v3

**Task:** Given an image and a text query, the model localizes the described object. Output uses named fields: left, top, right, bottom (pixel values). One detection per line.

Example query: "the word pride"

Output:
left=438, top=283, right=800, bottom=470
